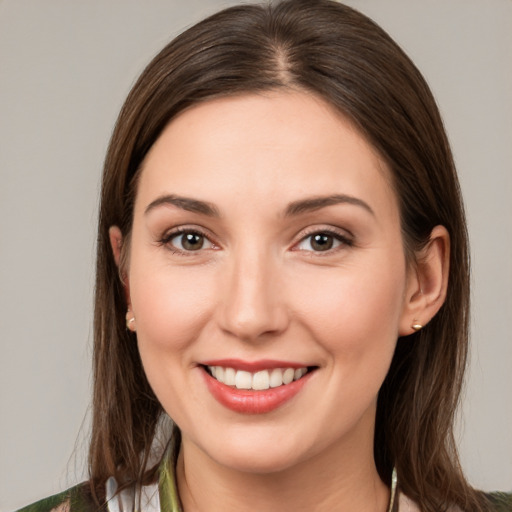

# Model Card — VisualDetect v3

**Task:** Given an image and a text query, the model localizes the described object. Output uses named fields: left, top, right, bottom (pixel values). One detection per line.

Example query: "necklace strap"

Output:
left=388, top=467, right=398, bottom=512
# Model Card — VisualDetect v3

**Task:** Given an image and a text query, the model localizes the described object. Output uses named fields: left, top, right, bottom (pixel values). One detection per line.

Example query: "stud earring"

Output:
left=411, top=322, right=423, bottom=332
left=126, top=311, right=136, bottom=332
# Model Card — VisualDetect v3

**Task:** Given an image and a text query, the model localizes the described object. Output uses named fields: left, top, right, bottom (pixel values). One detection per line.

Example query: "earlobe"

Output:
left=399, top=225, right=450, bottom=336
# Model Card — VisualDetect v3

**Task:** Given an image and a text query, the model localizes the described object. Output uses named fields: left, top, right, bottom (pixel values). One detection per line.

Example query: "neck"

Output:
left=176, top=434, right=390, bottom=512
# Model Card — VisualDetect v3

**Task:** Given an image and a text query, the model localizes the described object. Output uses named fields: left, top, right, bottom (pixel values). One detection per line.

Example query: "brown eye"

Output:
left=181, top=233, right=204, bottom=250
left=310, top=233, right=334, bottom=251
left=295, top=230, right=351, bottom=253
left=168, top=231, right=213, bottom=252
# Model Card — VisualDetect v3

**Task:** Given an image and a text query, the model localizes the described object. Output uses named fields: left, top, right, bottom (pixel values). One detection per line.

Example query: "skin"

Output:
left=110, top=91, right=449, bottom=512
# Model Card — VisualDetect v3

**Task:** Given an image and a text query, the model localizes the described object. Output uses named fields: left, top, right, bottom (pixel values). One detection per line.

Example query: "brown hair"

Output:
left=91, top=1, right=488, bottom=510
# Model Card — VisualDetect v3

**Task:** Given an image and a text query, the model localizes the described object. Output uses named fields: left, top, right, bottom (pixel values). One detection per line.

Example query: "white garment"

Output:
left=398, top=492, right=421, bottom=512
left=106, top=477, right=160, bottom=512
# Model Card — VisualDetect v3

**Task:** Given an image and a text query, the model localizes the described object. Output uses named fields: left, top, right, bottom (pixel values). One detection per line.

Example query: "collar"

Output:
left=159, top=437, right=182, bottom=512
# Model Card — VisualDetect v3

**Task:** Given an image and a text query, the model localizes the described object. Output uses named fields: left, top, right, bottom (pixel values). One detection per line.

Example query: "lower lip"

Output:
left=203, top=368, right=312, bottom=414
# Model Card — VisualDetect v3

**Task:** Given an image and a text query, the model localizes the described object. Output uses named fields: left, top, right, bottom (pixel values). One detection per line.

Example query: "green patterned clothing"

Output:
left=15, top=447, right=512, bottom=512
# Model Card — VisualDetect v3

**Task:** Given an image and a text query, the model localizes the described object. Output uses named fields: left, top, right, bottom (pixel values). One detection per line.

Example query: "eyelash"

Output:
left=158, top=227, right=216, bottom=256
left=293, top=227, right=354, bottom=254
left=157, top=226, right=353, bottom=256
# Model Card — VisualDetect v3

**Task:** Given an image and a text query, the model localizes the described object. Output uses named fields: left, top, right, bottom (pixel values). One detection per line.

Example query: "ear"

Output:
left=109, top=226, right=131, bottom=306
left=109, top=225, right=124, bottom=267
left=399, top=225, right=450, bottom=336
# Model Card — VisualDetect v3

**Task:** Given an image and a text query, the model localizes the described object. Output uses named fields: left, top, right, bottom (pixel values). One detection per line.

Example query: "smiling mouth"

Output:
left=204, top=365, right=315, bottom=391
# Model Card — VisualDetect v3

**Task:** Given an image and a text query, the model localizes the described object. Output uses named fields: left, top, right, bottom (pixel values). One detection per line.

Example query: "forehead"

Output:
left=135, top=91, right=398, bottom=220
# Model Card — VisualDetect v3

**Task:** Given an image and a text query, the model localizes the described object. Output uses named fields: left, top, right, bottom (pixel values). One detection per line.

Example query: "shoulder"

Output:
left=485, top=491, right=512, bottom=511
left=398, top=491, right=512, bottom=512
left=14, top=482, right=105, bottom=512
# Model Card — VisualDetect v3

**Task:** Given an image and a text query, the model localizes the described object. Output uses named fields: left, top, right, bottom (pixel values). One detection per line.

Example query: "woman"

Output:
left=16, top=1, right=511, bottom=511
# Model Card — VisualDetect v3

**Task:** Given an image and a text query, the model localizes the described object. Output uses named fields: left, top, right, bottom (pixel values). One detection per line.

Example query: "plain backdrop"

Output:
left=1, top=1, right=511, bottom=510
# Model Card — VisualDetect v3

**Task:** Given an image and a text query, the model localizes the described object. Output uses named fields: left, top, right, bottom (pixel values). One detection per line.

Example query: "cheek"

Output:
left=287, top=258, right=406, bottom=356
left=127, top=260, right=219, bottom=423
left=286, top=259, right=407, bottom=432
left=129, top=259, right=217, bottom=353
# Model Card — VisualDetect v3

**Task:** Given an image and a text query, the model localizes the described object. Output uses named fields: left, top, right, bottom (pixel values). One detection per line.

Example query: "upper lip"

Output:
left=200, top=358, right=312, bottom=372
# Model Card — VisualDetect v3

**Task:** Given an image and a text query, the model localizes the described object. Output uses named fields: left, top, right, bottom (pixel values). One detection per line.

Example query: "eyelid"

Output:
left=292, top=226, right=354, bottom=252
left=158, top=225, right=219, bottom=254
left=156, top=224, right=353, bottom=255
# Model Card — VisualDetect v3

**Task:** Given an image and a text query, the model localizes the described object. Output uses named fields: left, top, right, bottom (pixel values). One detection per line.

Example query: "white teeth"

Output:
left=235, top=370, right=253, bottom=390
left=224, top=367, right=236, bottom=386
left=207, top=365, right=309, bottom=390
left=252, top=370, right=270, bottom=390
left=294, top=368, right=305, bottom=380
left=282, top=368, right=295, bottom=385
left=215, top=366, right=224, bottom=382
left=269, top=368, right=283, bottom=388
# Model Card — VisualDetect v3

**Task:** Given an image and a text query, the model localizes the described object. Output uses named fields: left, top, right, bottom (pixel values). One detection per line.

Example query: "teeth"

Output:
left=282, top=368, right=295, bottom=385
left=235, top=370, right=252, bottom=389
left=215, top=366, right=224, bottom=382
left=252, top=370, right=270, bottom=390
left=224, top=367, right=236, bottom=386
left=269, top=368, right=283, bottom=388
left=207, top=365, right=309, bottom=391
left=294, top=368, right=306, bottom=380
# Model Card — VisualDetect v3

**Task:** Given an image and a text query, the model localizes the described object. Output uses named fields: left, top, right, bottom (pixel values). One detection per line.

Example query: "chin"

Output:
left=217, top=449, right=303, bottom=475
left=199, top=428, right=312, bottom=475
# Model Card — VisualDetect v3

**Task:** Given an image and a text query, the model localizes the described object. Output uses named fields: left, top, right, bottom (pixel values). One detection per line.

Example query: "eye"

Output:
left=166, top=230, right=214, bottom=252
left=295, top=231, right=351, bottom=252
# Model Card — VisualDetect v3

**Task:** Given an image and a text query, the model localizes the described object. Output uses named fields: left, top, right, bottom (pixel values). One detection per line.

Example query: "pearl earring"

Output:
left=126, top=311, right=136, bottom=332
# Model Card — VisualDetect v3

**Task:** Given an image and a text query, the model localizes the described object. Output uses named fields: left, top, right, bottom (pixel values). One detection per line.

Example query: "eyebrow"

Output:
left=144, top=194, right=220, bottom=217
left=144, top=193, right=374, bottom=219
left=284, top=194, right=375, bottom=217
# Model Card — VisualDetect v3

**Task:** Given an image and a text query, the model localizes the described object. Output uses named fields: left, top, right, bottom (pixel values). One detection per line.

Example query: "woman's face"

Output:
left=121, top=91, right=418, bottom=473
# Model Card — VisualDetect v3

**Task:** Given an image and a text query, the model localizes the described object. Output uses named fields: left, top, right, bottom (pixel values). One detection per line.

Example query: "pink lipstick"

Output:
left=200, top=359, right=315, bottom=414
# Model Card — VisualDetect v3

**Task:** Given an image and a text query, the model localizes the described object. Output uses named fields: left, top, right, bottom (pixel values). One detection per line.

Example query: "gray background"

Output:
left=1, top=1, right=510, bottom=510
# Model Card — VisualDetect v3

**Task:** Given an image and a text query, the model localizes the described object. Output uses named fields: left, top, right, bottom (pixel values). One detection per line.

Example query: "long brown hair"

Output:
left=91, top=1, right=488, bottom=510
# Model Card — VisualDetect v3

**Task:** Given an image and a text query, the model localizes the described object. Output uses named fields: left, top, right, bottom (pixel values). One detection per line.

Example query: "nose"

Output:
left=218, top=250, right=289, bottom=342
